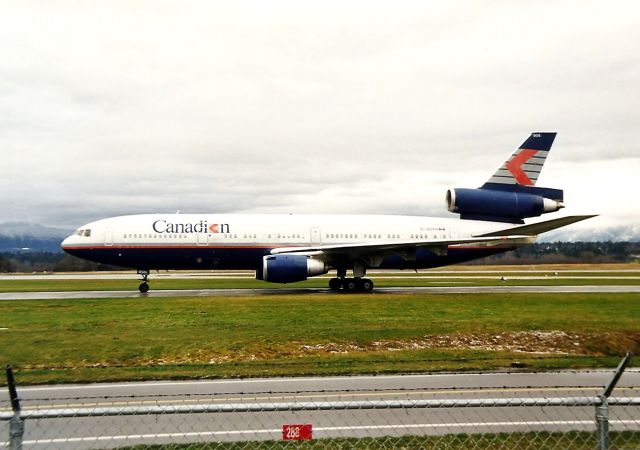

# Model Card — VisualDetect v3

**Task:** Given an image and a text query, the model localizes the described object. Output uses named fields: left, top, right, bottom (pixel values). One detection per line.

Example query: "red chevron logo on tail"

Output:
left=505, top=149, right=538, bottom=185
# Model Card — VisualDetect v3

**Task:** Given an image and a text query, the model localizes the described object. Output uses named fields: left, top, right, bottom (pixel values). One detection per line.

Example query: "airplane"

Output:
left=61, top=132, right=595, bottom=293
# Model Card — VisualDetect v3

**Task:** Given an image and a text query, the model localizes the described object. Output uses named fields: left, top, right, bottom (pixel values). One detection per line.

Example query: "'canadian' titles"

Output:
left=152, top=220, right=230, bottom=234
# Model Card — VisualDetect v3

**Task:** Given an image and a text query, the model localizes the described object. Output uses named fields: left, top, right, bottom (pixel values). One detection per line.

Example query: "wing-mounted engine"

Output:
left=446, top=185, right=564, bottom=224
left=257, top=254, right=328, bottom=283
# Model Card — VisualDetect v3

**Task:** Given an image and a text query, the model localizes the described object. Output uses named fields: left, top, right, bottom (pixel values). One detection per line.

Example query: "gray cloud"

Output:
left=0, top=1, right=639, bottom=233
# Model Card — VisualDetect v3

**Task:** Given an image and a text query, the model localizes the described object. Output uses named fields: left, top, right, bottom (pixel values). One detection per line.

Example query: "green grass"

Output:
left=1, top=292, right=638, bottom=385
left=120, top=431, right=640, bottom=449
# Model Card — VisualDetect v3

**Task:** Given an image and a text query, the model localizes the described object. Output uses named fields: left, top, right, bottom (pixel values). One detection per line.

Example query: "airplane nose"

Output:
left=61, top=235, right=74, bottom=251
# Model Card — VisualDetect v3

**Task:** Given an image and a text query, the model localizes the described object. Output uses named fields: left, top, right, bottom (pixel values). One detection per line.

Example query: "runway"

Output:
left=5, top=371, right=640, bottom=408
left=2, top=268, right=640, bottom=280
left=1, top=284, right=639, bottom=300
left=2, top=371, right=639, bottom=449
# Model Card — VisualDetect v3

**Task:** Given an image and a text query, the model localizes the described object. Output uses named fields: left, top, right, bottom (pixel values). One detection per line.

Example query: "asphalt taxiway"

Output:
left=1, top=284, right=639, bottom=301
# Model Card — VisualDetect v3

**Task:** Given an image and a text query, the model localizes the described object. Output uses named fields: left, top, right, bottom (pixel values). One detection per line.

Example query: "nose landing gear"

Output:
left=137, top=270, right=150, bottom=293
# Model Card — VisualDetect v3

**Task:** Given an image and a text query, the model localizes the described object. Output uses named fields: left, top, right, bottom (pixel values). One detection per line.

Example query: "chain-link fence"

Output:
left=2, top=394, right=640, bottom=449
left=2, top=356, right=639, bottom=449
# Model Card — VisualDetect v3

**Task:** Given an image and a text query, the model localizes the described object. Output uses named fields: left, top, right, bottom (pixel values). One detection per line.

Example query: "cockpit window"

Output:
left=75, top=229, right=92, bottom=237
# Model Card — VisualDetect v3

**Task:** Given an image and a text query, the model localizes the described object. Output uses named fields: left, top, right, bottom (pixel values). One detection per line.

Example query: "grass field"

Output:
left=1, top=288, right=638, bottom=385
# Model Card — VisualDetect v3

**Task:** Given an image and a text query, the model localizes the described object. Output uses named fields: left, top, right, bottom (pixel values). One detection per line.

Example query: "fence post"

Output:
left=596, top=352, right=633, bottom=450
left=6, top=365, right=24, bottom=450
left=595, top=394, right=609, bottom=450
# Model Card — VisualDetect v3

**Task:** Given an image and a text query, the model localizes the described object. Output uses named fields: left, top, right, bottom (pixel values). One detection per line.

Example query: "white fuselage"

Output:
left=61, top=213, right=525, bottom=273
left=62, top=213, right=516, bottom=249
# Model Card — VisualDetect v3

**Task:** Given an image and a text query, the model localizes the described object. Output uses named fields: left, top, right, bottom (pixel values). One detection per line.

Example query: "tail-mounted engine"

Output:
left=446, top=185, right=564, bottom=224
left=257, top=254, right=328, bottom=283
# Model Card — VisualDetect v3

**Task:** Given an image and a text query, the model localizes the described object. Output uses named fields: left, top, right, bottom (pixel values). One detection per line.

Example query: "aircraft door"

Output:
left=197, top=232, right=208, bottom=246
left=310, top=227, right=322, bottom=246
left=105, top=229, right=114, bottom=246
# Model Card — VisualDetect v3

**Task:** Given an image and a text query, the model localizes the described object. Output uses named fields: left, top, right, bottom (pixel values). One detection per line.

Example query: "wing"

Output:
left=270, top=215, right=595, bottom=265
left=271, top=235, right=535, bottom=265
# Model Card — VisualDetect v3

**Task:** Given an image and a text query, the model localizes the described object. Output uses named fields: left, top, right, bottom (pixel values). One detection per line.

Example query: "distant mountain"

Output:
left=541, top=224, right=640, bottom=243
left=0, top=222, right=70, bottom=253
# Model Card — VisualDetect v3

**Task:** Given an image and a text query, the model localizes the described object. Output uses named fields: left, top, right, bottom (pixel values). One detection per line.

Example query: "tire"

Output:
left=343, top=278, right=358, bottom=292
left=360, top=278, right=374, bottom=292
left=329, top=278, right=342, bottom=291
left=139, top=282, right=149, bottom=293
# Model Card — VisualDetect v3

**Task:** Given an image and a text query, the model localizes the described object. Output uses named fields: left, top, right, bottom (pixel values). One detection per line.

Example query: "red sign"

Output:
left=282, top=424, right=312, bottom=440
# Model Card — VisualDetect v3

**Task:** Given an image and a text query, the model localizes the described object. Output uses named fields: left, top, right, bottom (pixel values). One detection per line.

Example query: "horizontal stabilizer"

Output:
left=474, top=215, right=597, bottom=238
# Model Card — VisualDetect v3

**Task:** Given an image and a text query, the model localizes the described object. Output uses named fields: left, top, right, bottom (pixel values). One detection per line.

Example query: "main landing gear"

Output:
left=329, top=265, right=374, bottom=292
left=137, top=270, right=150, bottom=293
left=328, top=277, right=374, bottom=292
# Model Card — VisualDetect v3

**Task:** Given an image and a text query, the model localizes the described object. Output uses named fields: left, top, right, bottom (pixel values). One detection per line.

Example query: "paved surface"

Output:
left=1, top=284, right=640, bottom=300
left=4, top=371, right=640, bottom=407
left=2, top=371, right=639, bottom=448
left=1, top=268, right=639, bottom=280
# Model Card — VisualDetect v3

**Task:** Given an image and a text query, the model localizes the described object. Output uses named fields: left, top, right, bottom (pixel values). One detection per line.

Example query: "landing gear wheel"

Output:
left=137, top=269, right=150, bottom=293
left=329, top=278, right=342, bottom=291
left=343, top=278, right=358, bottom=292
left=360, top=278, right=374, bottom=292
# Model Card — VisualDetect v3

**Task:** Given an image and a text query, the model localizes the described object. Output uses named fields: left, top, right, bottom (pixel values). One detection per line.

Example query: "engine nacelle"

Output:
left=259, top=254, right=328, bottom=283
left=446, top=187, right=563, bottom=223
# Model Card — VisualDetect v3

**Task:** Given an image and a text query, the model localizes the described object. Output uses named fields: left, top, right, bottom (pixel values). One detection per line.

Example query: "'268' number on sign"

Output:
left=282, top=424, right=312, bottom=441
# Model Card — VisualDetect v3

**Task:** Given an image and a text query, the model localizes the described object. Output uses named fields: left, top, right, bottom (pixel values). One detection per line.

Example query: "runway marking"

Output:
left=17, top=420, right=640, bottom=446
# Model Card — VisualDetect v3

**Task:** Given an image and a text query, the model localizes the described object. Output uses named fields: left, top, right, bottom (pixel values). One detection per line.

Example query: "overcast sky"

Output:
left=1, top=1, right=639, bottom=238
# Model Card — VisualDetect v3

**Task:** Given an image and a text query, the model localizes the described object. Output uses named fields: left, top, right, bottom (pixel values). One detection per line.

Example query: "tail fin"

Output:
left=483, top=132, right=556, bottom=188
left=447, top=132, right=564, bottom=224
